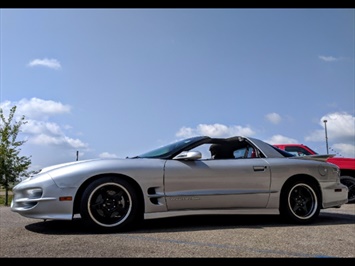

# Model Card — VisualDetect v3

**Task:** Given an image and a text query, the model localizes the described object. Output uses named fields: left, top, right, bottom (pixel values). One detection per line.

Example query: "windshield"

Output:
left=270, top=145, right=295, bottom=157
left=135, top=136, right=207, bottom=159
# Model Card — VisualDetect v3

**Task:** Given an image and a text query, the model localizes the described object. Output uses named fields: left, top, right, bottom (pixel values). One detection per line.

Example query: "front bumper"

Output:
left=11, top=173, right=76, bottom=220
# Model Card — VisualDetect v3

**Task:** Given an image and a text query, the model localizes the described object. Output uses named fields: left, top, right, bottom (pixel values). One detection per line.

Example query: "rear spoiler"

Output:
left=289, top=154, right=335, bottom=162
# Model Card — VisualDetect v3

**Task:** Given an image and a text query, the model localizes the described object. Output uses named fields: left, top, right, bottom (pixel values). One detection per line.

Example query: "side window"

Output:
left=298, top=147, right=312, bottom=156
left=285, top=147, right=311, bottom=156
left=190, top=143, right=214, bottom=160
left=286, top=151, right=299, bottom=156
left=233, top=146, right=257, bottom=159
left=210, top=144, right=235, bottom=159
left=233, top=148, right=246, bottom=159
left=209, top=142, right=258, bottom=159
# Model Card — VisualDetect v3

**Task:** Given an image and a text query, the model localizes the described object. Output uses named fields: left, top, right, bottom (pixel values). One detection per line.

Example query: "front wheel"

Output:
left=80, top=176, right=141, bottom=232
left=280, top=180, right=321, bottom=224
left=340, top=176, right=355, bottom=204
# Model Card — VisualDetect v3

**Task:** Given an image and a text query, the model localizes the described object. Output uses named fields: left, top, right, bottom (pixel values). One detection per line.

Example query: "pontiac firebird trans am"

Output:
left=11, top=136, right=348, bottom=232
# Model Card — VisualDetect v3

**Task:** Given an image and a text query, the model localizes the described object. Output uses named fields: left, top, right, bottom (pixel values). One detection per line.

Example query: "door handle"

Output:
left=253, top=166, right=267, bottom=171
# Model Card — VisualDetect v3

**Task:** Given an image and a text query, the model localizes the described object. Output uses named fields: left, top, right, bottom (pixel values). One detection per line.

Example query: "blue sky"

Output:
left=0, top=8, right=354, bottom=171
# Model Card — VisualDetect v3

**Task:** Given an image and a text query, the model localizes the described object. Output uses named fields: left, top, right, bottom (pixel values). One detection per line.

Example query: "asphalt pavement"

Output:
left=0, top=204, right=354, bottom=258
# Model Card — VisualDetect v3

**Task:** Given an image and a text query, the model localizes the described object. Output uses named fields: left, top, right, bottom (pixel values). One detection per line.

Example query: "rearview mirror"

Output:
left=173, top=151, right=202, bottom=160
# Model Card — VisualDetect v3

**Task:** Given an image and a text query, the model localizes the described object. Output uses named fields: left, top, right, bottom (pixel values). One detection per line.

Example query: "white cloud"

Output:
left=0, top=100, right=12, bottom=111
left=323, top=112, right=354, bottom=141
left=305, top=112, right=355, bottom=158
left=176, top=123, right=255, bottom=138
left=265, top=134, right=298, bottom=144
left=306, top=112, right=354, bottom=142
left=63, top=124, right=73, bottom=130
left=29, top=134, right=64, bottom=145
left=318, top=55, right=344, bottom=62
left=1, top=98, right=89, bottom=164
left=265, top=112, right=282, bottom=124
left=306, top=130, right=324, bottom=143
left=65, top=136, right=87, bottom=149
left=1, top=98, right=70, bottom=121
left=99, top=152, right=119, bottom=159
left=16, top=98, right=70, bottom=119
left=23, top=120, right=62, bottom=135
left=27, top=58, right=62, bottom=70
left=330, top=143, right=355, bottom=158
left=23, top=128, right=88, bottom=149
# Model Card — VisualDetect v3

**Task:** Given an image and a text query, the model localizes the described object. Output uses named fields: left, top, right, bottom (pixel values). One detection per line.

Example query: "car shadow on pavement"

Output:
left=24, top=211, right=355, bottom=235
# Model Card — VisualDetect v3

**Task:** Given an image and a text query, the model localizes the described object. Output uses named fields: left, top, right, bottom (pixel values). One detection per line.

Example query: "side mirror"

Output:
left=173, top=151, right=202, bottom=160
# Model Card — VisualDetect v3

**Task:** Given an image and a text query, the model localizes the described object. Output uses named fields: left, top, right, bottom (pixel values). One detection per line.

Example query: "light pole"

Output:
left=323, top=119, right=329, bottom=154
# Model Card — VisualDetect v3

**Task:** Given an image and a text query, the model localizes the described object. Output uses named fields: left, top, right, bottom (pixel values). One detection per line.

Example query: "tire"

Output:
left=280, top=179, right=321, bottom=224
left=80, top=176, right=141, bottom=232
left=340, top=176, right=355, bottom=204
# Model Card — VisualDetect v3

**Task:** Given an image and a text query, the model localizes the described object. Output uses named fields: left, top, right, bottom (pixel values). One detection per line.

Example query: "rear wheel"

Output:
left=340, top=176, right=355, bottom=204
left=80, top=176, right=141, bottom=232
left=280, top=179, right=321, bottom=224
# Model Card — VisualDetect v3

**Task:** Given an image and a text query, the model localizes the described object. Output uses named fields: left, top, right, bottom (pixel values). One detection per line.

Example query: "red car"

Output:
left=274, top=144, right=355, bottom=203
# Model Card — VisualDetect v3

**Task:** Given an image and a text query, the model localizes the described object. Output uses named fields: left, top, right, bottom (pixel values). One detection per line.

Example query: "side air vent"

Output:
left=147, top=187, right=163, bottom=205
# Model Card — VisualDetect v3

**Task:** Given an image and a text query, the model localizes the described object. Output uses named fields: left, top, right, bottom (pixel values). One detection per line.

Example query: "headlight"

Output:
left=17, top=188, right=43, bottom=199
left=27, top=188, right=43, bottom=198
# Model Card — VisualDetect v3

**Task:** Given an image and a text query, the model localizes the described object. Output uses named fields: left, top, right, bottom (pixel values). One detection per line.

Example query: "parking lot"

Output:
left=0, top=204, right=354, bottom=258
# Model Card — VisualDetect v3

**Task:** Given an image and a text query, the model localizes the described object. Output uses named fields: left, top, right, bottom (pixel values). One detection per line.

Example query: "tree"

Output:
left=0, top=106, right=32, bottom=206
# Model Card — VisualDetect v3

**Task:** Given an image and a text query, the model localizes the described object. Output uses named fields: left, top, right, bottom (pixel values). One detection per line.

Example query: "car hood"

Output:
left=37, top=159, right=103, bottom=174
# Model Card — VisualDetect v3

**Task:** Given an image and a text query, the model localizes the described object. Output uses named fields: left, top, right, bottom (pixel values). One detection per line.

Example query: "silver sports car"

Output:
left=11, top=136, right=348, bottom=232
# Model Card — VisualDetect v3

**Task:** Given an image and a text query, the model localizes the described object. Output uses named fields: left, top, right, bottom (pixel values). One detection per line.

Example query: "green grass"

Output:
left=0, top=194, right=13, bottom=206
left=0, top=189, right=13, bottom=206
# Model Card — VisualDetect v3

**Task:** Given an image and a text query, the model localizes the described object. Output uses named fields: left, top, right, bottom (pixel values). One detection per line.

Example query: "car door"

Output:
left=163, top=158, right=271, bottom=210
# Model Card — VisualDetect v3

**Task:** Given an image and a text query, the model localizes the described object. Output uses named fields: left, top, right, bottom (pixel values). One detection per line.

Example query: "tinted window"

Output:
left=270, top=145, right=295, bottom=157
left=285, top=147, right=312, bottom=156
